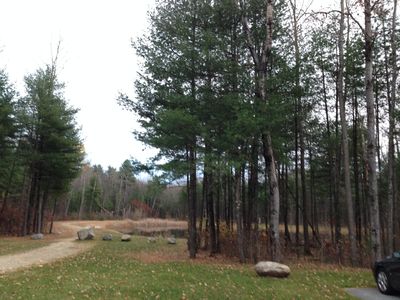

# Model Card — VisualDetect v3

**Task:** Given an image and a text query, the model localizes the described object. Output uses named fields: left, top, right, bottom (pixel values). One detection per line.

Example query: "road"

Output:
left=346, top=288, right=400, bottom=299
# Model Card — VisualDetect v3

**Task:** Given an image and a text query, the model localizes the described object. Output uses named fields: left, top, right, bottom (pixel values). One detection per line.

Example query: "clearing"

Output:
left=0, top=218, right=186, bottom=274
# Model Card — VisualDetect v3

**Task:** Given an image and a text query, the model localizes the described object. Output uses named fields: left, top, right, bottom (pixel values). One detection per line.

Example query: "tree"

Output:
left=338, top=0, right=358, bottom=265
left=387, top=0, right=397, bottom=256
left=363, top=0, right=382, bottom=262
left=0, top=69, right=18, bottom=215
left=19, top=63, right=83, bottom=235
left=238, top=0, right=281, bottom=262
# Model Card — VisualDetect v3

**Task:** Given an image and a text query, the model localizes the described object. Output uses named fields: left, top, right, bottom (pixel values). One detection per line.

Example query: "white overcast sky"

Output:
left=0, top=0, right=333, bottom=170
left=0, top=0, right=157, bottom=169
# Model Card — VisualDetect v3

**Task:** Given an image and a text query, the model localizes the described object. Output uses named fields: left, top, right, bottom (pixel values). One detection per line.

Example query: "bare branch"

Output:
left=311, top=10, right=366, bottom=34
left=237, top=0, right=260, bottom=66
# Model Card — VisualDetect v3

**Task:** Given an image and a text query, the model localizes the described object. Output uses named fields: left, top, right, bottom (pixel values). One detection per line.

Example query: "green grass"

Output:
left=0, top=237, right=52, bottom=256
left=0, top=234, right=375, bottom=299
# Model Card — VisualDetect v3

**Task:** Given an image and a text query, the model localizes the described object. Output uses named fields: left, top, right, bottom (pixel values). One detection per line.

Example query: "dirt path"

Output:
left=0, top=223, right=93, bottom=274
left=0, top=218, right=187, bottom=274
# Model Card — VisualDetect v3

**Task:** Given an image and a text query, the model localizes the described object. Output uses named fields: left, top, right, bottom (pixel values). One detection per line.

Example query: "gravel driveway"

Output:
left=346, top=288, right=400, bottom=299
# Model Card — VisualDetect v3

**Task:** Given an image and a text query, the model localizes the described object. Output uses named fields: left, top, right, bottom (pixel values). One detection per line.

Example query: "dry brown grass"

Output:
left=51, top=218, right=187, bottom=238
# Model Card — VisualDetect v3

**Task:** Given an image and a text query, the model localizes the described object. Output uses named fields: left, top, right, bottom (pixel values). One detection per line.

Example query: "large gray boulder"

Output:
left=77, top=227, right=95, bottom=240
left=255, top=261, right=290, bottom=278
left=121, top=234, right=131, bottom=242
left=31, top=233, right=44, bottom=240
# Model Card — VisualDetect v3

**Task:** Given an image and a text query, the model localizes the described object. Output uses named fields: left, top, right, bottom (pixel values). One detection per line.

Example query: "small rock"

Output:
left=102, top=233, right=113, bottom=241
left=167, top=237, right=176, bottom=244
left=255, top=261, right=290, bottom=278
left=77, top=227, right=95, bottom=240
left=31, top=233, right=44, bottom=240
left=121, top=234, right=131, bottom=242
left=147, top=237, right=157, bottom=243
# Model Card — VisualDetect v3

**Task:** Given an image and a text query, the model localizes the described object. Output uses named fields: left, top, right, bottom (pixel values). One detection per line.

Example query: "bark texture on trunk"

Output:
left=364, top=0, right=382, bottom=262
left=338, top=0, right=357, bottom=265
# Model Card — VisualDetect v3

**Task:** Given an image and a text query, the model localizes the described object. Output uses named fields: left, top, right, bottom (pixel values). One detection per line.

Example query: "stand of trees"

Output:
left=0, top=62, right=83, bottom=236
left=120, top=0, right=400, bottom=266
left=63, top=161, right=186, bottom=220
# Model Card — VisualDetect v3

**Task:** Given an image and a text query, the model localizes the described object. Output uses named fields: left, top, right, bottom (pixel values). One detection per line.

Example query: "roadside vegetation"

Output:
left=0, top=232, right=374, bottom=300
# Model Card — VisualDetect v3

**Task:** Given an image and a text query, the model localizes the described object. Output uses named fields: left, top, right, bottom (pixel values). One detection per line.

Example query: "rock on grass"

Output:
left=77, top=227, right=95, bottom=240
left=121, top=234, right=131, bottom=242
left=255, top=261, right=290, bottom=278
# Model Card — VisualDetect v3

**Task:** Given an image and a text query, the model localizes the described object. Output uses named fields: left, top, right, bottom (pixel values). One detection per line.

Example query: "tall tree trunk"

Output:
left=289, top=0, right=310, bottom=257
left=235, top=167, right=245, bottom=263
left=321, top=60, right=335, bottom=245
left=364, top=0, right=382, bottom=262
left=248, top=139, right=258, bottom=261
left=206, top=164, right=217, bottom=255
left=264, top=134, right=281, bottom=262
left=300, top=125, right=310, bottom=255
left=239, top=0, right=280, bottom=261
left=352, top=91, right=362, bottom=245
left=334, top=88, right=342, bottom=262
left=78, top=176, right=86, bottom=220
left=338, top=0, right=358, bottom=265
left=21, top=170, right=32, bottom=236
left=199, top=170, right=206, bottom=248
left=49, top=197, right=58, bottom=234
left=387, top=0, right=398, bottom=255
left=188, top=144, right=197, bottom=259
left=216, top=166, right=221, bottom=253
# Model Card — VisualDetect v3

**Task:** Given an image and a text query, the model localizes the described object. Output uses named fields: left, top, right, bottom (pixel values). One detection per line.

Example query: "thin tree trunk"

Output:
left=364, top=0, right=382, bottom=262
left=188, top=144, right=197, bottom=259
left=353, top=92, right=362, bottom=245
left=284, top=164, right=291, bottom=244
left=78, top=176, right=86, bottom=220
left=235, top=167, right=245, bottom=263
left=322, top=61, right=335, bottom=245
left=334, top=90, right=342, bottom=262
left=338, top=0, right=357, bottom=265
left=387, top=0, right=397, bottom=255
left=207, top=168, right=217, bottom=255
left=216, top=167, right=221, bottom=253
left=49, top=197, right=58, bottom=234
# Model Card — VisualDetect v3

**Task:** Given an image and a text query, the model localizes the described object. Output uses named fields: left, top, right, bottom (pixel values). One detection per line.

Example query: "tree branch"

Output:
left=238, top=0, right=260, bottom=66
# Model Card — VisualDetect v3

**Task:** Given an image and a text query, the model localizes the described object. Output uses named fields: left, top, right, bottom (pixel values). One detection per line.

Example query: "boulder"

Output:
left=77, top=227, right=95, bottom=240
left=167, top=237, right=176, bottom=245
left=31, top=233, right=44, bottom=240
left=121, top=234, right=131, bottom=242
left=147, top=237, right=157, bottom=243
left=102, top=233, right=113, bottom=241
left=254, top=261, right=290, bottom=278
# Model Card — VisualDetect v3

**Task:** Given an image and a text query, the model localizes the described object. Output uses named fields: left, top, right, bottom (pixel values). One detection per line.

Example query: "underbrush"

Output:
left=0, top=231, right=374, bottom=299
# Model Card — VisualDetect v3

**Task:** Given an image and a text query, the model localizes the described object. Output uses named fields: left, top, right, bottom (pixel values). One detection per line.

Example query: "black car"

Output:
left=373, top=251, right=400, bottom=294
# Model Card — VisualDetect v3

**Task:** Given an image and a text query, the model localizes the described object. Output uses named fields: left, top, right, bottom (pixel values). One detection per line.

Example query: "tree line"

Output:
left=64, top=161, right=186, bottom=220
left=119, top=0, right=400, bottom=266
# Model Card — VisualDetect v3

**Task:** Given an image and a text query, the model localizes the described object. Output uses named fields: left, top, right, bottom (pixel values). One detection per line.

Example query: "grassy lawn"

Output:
left=0, top=233, right=375, bottom=299
left=0, top=237, right=52, bottom=256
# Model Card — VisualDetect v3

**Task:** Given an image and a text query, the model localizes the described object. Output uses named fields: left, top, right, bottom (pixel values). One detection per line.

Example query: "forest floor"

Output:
left=0, top=218, right=187, bottom=274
